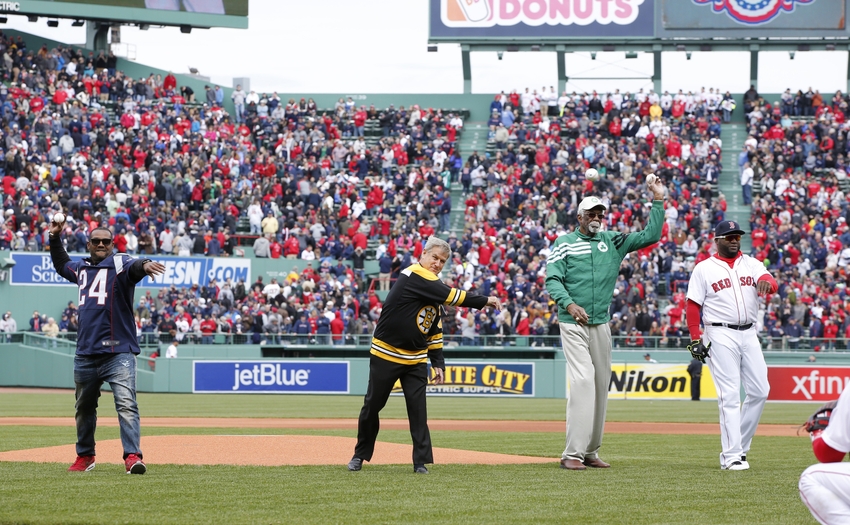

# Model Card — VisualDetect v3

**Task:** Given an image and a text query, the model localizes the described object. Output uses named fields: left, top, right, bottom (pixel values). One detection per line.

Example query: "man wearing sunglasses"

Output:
left=546, top=175, right=666, bottom=471
left=685, top=220, right=777, bottom=471
left=48, top=218, right=165, bottom=474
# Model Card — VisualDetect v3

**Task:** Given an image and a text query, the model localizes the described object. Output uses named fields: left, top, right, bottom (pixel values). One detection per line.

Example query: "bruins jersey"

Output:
left=371, top=264, right=488, bottom=367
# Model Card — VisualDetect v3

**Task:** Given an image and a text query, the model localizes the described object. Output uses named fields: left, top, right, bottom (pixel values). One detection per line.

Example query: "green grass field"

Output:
left=0, top=393, right=822, bottom=525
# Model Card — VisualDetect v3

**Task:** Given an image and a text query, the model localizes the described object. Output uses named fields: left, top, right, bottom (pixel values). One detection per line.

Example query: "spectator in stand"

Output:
left=253, top=234, right=271, bottom=258
left=231, top=84, right=246, bottom=123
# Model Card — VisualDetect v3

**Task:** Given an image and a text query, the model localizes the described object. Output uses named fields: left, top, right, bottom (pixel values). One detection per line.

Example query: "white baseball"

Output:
left=585, top=168, right=600, bottom=182
left=53, top=212, right=66, bottom=224
left=646, top=174, right=658, bottom=186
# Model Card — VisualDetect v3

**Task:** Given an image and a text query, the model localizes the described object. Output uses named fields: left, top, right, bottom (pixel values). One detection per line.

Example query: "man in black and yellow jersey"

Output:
left=348, top=237, right=501, bottom=474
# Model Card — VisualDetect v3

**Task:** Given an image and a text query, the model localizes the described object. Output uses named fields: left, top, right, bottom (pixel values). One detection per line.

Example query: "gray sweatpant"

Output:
left=559, top=322, right=612, bottom=462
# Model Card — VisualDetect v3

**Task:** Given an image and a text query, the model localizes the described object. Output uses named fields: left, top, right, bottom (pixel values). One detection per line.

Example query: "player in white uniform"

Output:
left=685, top=221, right=777, bottom=470
left=799, top=388, right=850, bottom=525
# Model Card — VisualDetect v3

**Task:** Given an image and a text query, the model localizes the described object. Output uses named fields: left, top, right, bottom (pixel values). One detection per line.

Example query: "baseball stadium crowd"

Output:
left=2, top=29, right=850, bottom=350
left=738, top=85, right=850, bottom=349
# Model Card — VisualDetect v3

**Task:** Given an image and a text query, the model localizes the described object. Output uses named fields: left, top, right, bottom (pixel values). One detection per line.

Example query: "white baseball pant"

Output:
left=799, top=463, right=850, bottom=525
left=704, top=325, right=769, bottom=468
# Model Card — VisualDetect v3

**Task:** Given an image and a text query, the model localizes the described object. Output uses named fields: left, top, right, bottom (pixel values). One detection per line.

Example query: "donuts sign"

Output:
left=441, top=0, right=646, bottom=27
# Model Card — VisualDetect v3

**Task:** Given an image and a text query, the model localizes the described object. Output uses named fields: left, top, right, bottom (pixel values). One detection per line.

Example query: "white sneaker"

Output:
left=722, top=460, right=749, bottom=471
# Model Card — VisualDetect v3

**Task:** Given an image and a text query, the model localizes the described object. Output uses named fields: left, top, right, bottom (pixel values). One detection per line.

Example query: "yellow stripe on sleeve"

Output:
left=445, top=288, right=457, bottom=305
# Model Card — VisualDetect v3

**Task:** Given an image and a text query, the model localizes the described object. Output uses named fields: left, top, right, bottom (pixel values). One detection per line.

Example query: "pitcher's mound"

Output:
left=0, top=435, right=553, bottom=467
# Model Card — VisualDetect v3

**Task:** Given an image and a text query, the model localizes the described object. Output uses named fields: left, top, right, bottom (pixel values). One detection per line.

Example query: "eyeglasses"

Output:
left=584, top=212, right=606, bottom=219
left=89, top=238, right=113, bottom=246
left=716, top=234, right=742, bottom=241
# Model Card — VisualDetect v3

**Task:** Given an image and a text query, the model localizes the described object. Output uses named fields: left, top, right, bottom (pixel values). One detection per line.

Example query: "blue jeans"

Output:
left=73, top=353, right=142, bottom=459
left=742, top=183, right=752, bottom=205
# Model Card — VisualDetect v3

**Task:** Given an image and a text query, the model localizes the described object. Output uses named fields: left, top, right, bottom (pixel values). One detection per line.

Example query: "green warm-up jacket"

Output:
left=545, top=200, right=664, bottom=325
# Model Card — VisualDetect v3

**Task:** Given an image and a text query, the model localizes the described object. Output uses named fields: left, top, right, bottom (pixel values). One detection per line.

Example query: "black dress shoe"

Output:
left=347, top=457, right=362, bottom=471
left=413, top=464, right=429, bottom=474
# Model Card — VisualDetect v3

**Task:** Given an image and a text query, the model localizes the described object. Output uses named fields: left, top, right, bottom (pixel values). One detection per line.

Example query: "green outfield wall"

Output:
left=3, top=335, right=848, bottom=399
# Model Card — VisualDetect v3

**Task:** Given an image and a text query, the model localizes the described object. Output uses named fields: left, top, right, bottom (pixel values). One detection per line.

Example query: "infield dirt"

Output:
left=0, top=417, right=803, bottom=466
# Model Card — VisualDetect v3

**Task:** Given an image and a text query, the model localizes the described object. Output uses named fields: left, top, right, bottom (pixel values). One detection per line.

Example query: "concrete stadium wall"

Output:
left=3, top=338, right=849, bottom=397
left=0, top=341, right=562, bottom=396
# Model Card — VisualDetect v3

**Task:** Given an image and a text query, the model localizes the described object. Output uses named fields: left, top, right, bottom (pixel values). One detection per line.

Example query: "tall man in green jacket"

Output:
left=546, top=176, right=666, bottom=470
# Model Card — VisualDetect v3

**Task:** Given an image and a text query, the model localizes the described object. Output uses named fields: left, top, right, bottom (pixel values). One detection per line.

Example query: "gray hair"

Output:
left=423, top=236, right=451, bottom=258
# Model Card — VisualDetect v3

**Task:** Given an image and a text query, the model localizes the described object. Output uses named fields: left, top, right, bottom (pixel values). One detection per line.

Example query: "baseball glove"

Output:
left=687, top=339, right=710, bottom=364
left=800, top=400, right=839, bottom=437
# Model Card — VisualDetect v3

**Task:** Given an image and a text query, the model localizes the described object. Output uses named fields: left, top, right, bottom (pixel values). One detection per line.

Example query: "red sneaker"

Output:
left=125, top=454, right=146, bottom=475
left=68, top=455, right=96, bottom=472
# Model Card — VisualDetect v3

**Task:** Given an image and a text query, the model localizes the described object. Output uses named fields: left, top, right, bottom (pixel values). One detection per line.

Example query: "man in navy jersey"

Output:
left=49, top=219, right=165, bottom=474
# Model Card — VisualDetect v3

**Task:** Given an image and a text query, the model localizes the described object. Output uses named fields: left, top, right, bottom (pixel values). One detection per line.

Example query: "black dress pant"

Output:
left=354, top=355, right=433, bottom=465
left=690, top=375, right=701, bottom=400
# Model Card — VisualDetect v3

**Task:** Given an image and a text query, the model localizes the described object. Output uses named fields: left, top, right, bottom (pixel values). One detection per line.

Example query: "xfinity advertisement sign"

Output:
left=193, top=361, right=350, bottom=394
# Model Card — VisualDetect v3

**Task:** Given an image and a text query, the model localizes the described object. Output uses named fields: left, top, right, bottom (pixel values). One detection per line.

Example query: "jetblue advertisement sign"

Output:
left=9, top=253, right=250, bottom=289
left=193, top=360, right=350, bottom=394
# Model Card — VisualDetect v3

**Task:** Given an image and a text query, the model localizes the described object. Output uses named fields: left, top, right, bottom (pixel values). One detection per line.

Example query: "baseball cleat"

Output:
left=722, top=461, right=749, bottom=471
left=68, top=455, right=96, bottom=472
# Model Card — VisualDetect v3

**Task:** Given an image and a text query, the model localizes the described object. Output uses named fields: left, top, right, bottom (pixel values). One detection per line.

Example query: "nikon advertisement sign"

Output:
left=607, top=363, right=717, bottom=400
left=392, top=362, right=535, bottom=397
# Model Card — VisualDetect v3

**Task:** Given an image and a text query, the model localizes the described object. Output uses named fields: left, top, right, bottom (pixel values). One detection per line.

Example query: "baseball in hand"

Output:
left=585, top=168, right=600, bottom=182
left=646, top=174, right=658, bottom=186
left=53, top=212, right=66, bottom=224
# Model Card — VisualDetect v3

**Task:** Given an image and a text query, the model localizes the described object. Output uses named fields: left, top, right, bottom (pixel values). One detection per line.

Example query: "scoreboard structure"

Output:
left=0, top=0, right=248, bottom=49
left=429, top=0, right=850, bottom=94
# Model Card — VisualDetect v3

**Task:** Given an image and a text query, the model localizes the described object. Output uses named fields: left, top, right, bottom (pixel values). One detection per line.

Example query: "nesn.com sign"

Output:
left=193, top=360, right=350, bottom=394
left=140, top=257, right=250, bottom=288
left=9, top=253, right=250, bottom=289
